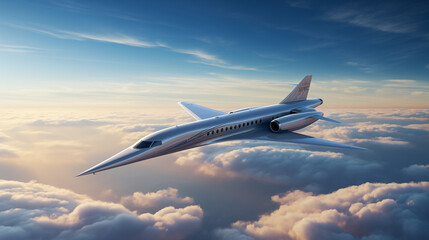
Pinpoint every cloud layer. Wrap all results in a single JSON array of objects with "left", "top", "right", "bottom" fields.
[
  {"left": 0, "top": 180, "right": 202, "bottom": 240},
  {"left": 0, "top": 107, "right": 428, "bottom": 239},
  {"left": 176, "top": 146, "right": 379, "bottom": 191},
  {"left": 216, "top": 182, "right": 429, "bottom": 240}
]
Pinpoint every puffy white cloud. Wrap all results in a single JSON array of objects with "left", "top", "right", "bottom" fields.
[
  {"left": 120, "top": 187, "right": 194, "bottom": 213},
  {"left": 176, "top": 146, "right": 380, "bottom": 190},
  {"left": 0, "top": 180, "right": 203, "bottom": 240},
  {"left": 216, "top": 182, "right": 429, "bottom": 240}
]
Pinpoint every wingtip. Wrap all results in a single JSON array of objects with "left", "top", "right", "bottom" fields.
[
  {"left": 354, "top": 146, "right": 367, "bottom": 150},
  {"left": 344, "top": 144, "right": 366, "bottom": 150},
  {"left": 336, "top": 143, "right": 366, "bottom": 150}
]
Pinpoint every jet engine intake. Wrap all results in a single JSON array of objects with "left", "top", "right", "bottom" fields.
[{"left": 270, "top": 111, "right": 323, "bottom": 132}]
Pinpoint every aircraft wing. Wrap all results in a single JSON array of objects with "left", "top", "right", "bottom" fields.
[
  {"left": 213, "top": 128, "right": 365, "bottom": 150},
  {"left": 178, "top": 101, "right": 226, "bottom": 120}
]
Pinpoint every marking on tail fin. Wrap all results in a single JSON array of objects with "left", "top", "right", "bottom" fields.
[{"left": 280, "top": 75, "right": 312, "bottom": 104}]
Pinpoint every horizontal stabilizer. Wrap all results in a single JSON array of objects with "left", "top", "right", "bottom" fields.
[
  {"left": 313, "top": 115, "right": 340, "bottom": 123},
  {"left": 178, "top": 102, "right": 226, "bottom": 120}
]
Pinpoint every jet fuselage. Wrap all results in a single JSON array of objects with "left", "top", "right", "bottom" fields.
[{"left": 78, "top": 99, "right": 322, "bottom": 176}]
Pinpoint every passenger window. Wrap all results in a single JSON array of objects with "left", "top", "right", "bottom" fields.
[
  {"left": 216, "top": 129, "right": 219, "bottom": 133},
  {"left": 212, "top": 131, "right": 214, "bottom": 134},
  {"left": 221, "top": 128, "right": 223, "bottom": 132}
]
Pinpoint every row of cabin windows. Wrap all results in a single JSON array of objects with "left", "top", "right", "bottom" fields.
[{"left": 207, "top": 119, "right": 263, "bottom": 136}]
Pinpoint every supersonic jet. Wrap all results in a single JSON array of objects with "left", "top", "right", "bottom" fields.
[{"left": 77, "top": 75, "right": 364, "bottom": 176}]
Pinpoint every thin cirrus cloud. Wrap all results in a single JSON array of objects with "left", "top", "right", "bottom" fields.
[
  {"left": 216, "top": 182, "right": 429, "bottom": 240},
  {"left": 8, "top": 24, "right": 258, "bottom": 71},
  {"left": 0, "top": 43, "right": 39, "bottom": 53},
  {"left": 326, "top": 3, "right": 421, "bottom": 34},
  {"left": 345, "top": 61, "right": 374, "bottom": 73},
  {"left": 0, "top": 179, "right": 203, "bottom": 240}
]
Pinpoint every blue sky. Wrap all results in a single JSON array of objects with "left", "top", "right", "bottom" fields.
[{"left": 1, "top": 0, "right": 428, "bottom": 90}]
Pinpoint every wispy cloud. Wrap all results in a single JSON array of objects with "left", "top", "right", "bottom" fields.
[
  {"left": 193, "top": 36, "right": 235, "bottom": 46},
  {"left": 345, "top": 61, "right": 374, "bottom": 73},
  {"left": 51, "top": 0, "right": 87, "bottom": 12},
  {"left": 383, "top": 79, "right": 429, "bottom": 89},
  {"left": 63, "top": 31, "right": 163, "bottom": 48},
  {"left": 188, "top": 60, "right": 258, "bottom": 71},
  {"left": 0, "top": 43, "right": 39, "bottom": 53},
  {"left": 426, "top": 64, "right": 429, "bottom": 69},
  {"left": 385, "top": 79, "right": 417, "bottom": 84},
  {"left": 9, "top": 24, "right": 257, "bottom": 71},
  {"left": 326, "top": 4, "right": 421, "bottom": 34},
  {"left": 296, "top": 42, "right": 335, "bottom": 51},
  {"left": 284, "top": 0, "right": 311, "bottom": 9},
  {"left": 167, "top": 48, "right": 258, "bottom": 70},
  {"left": 171, "top": 48, "right": 225, "bottom": 64}
]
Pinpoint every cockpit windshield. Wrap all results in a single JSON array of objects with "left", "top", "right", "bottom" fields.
[{"left": 133, "top": 140, "right": 162, "bottom": 149}]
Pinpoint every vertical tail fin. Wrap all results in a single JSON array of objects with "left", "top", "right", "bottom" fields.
[{"left": 279, "top": 75, "right": 312, "bottom": 104}]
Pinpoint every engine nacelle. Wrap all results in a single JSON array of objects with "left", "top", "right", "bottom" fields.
[{"left": 270, "top": 111, "right": 323, "bottom": 132}]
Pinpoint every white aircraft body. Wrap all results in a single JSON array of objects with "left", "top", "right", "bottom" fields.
[{"left": 77, "top": 75, "right": 364, "bottom": 176}]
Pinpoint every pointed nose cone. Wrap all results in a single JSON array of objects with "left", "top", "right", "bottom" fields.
[{"left": 76, "top": 147, "right": 142, "bottom": 177}]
